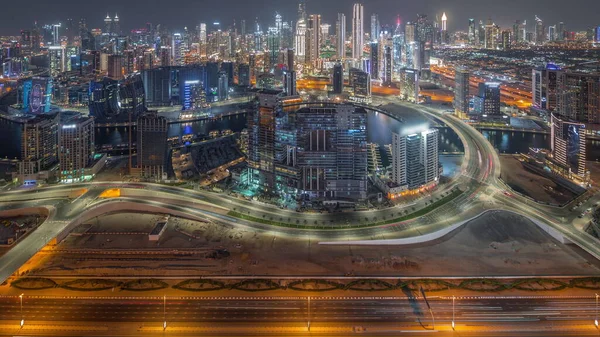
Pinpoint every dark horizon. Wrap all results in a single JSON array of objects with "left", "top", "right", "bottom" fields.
[{"left": 2, "top": 0, "right": 599, "bottom": 36}]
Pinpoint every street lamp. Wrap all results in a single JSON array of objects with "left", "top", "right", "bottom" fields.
[
  {"left": 19, "top": 293, "right": 24, "bottom": 328},
  {"left": 451, "top": 296, "right": 455, "bottom": 330},
  {"left": 163, "top": 295, "right": 167, "bottom": 331},
  {"left": 595, "top": 293, "right": 598, "bottom": 328},
  {"left": 307, "top": 296, "right": 311, "bottom": 332}
]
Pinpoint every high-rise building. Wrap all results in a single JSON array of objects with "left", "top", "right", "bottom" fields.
[
  {"left": 349, "top": 68, "right": 371, "bottom": 100},
  {"left": 501, "top": 30, "right": 511, "bottom": 50},
  {"left": 352, "top": 3, "right": 364, "bottom": 60},
  {"left": 284, "top": 71, "right": 297, "bottom": 96},
  {"left": 172, "top": 33, "right": 184, "bottom": 66},
  {"left": 454, "top": 66, "right": 470, "bottom": 117},
  {"left": 286, "top": 49, "right": 295, "bottom": 71},
  {"left": 217, "top": 71, "right": 229, "bottom": 101},
  {"left": 107, "top": 54, "right": 122, "bottom": 79},
  {"left": 0, "top": 113, "right": 60, "bottom": 183},
  {"left": 551, "top": 114, "right": 587, "bottom": 178},
  {"left": 535, "top": 16, "right": 545, "bottom": 44},
  {"left": 247, "top": 89, "right": 285, "bottom": 192},
  {"left": 305, "top": 14, "right": 321, "bottom": 64},
  {"left": 104, "top": 14, "right": 113, "bottom": 37},
  {"left": 332, "top": 63, "right": 343, "bottom": 94},
  {"left": 468, "top": 19, "right": 476, "bottom": 45},
  {"left": 295, "top": 9, "right": 307, "bottom": 63},
  {"left": 383, "top": 45, "right": 392, "bottom": 85},
  {"left": 137, "top": 113, "right": 168, "bottom": 179},
  {"left": 48, "top": 46, "right": 66, "bottom": 76},
  {"left": 336, "top": 13, "right": 346, "bottom": 58},
  {"left": 392, "top": 128, "right": 439, "bottom": 190},
  {"left": 274, "top": 104, "right": 368, "bottom": 200},
  {"left": 113, "top": 13, "right": 120, "bottom": 36},
  {"left": 556, "top": 71, "right": 600, "bottom": 123},
  {"left": 441, "top": 12, "right": 448, "bottom": 44},
  {"left": 59, "top": 117, "right": 94, "bottom": 183},
  {"left": 532, "top": 64, "right": 560, "bottom": 111},
  {"left": 399, "top": 68, "right": 419, "bottom": 102},
  {"left": 369, "top": 41, "right": 379, "bottom": 79},
  {"left": 238, "top": 63, "right": 250, "bottom": 86},
  {"left": 370, "top": 14, "right": 380, "bottom": 42},
  {"left": 473, "top": 82, "right": 501, "bottom": 115}
]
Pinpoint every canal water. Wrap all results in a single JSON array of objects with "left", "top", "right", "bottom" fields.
[{"left": 95, "top": 105, "right": 600, "bottom": 161}]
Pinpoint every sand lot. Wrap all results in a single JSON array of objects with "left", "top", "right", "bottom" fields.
[{"left": 30, "top": 210, "right": 600, "bottom": 278}]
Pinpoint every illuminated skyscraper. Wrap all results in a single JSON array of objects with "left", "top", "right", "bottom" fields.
[
  {"left": 474, "top": 82, "right": 501, "bottom": 115},
  {"left": 383, "top": 45, "right": 392, "bottom": 85},
  {"left": 48, "top": 46, "right": 66, "bottom": 76},
  {"left": 535, "top": 16, "right": 545, "bottom": 44},
  {"left": 468, "top": 19, "right": 476, "bottom": 45},
  {"left": 59, "top": 117, "right": 95, "bottom": 183},
  {"left": 454, "top": 66, "right": 470, "bottom": 117},
  {"left": 392, "top": 129, "right": 439, "bottom": 190},
  {"left": 113, "top": 13, "right": 120, "bottom": 36},
  {"left": 306, "top": 14, "right": 321, "bottom": 64},
  {"left": 532, "top": 64, "right": 560, "bottom": 111},
  {"left": 369, "top": 41, "right": 379, "bottom": 79},
  {"left": 295, "top": 3, "right": 307, "bottom": 63},
  {"left": 137, "top": 113, "right": 168, "bottom": 179},
  {"left": 370, "top": 14, "right": 380, "bottom": 42},
  {"left": 172, "top": 33, "right": 184, "bottom": 66},
  {"left": 336, "top": 13, "right": 346, "bottom": 58},
  {"left": 352, "top": 3, "right": 364, "bottom": 60},
  {"left": 332, "top": 63, "right": 343, "bottom": 94}
]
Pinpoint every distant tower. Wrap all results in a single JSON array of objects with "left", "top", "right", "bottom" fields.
[
  {"left": 441, "top": 12, "right": 447, "bottom": 31},
  {"left": 352, "top": 3, "right": 364, "bottom": 60},
  {"left": 113, "top": 13, "right": 120, "bottom": 36},
  {"left": 336, "top": 13, "right": 346, "bottom": 59},
  {"left": 104, "top": 14, "right": 112, "bottom": 36}
]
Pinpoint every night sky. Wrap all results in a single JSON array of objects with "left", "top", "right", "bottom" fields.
[{"left": 2, "top": 0, "right": 599, "bottom": 35}]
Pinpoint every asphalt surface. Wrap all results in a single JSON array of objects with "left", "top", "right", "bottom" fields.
[{"left": 0, "top": 296, "right": 599, "bottom": 336}]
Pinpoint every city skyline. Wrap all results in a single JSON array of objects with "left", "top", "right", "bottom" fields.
[{"left": 2, "top": 0, "right": 600, "bottom": 36}]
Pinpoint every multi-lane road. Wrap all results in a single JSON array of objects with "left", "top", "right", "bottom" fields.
[{"left": 0, "top": 295, "right": 599, "bottom": 336}]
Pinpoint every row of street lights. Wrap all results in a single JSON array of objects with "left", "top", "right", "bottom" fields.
[{"left": 12, "top": 293, "right": 600, "bottom": 331}]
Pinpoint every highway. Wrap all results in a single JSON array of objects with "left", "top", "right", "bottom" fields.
[{"left": 0, "top": 295, "right": 599, "bottom": 336}]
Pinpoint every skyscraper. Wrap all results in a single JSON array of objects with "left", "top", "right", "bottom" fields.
[
  {"left": 468, "top": 19, "right": 476, "bottom": 45},
  {"left": 383, "top": 46, "right": 392, "bottom": 85},
  {"left": 551, "top": 114, "right": 587, "bottom": 178},
  {"left": 137, "top": 113, "right": 168, "bottom": 179},
  {"left": 336, "top": 13, "right": 346, "bottom": 58},
  {"left": 441, "top": 12, "right": 448, "bottom": 44},
  {"left": 295, "top": 5, "right": 307, "bottom": 63},
  {"left": 454, "top": 66, "right": 470, "bottom": 117},
  {"left": 392, "top": 129, "right": 439, "bottom": 190},
  {"left": 474, "top": 82, "right": 501, "bottom": 115},
  {"left": 532, "top": 64, "right": 560, "bottom": 111},
  {"left": 59, "top": 117, "right": 94, "bottom": 183},
  {"left": 556, "top": 71, "right": 600, "bottom": 123},
  {"left": 535, "top": 16, "right": 545, "bottom": 44},
  {"left": 306, "top": 14, "right": 321, "bottom": 64},
  {"left": 352, "top": 3, "right": 364, "bottom": 60},
  {"left": 369, "top": 41, "right": 379, "bottom": 79},
  {"left": 48, "top": 46, "right": 66, "bottom": 76},
  {"left": 247, "top": 90, "right": 284, "bottom": 192},
  {"left": 172, "top": 33, "right": 184, "bottom": 66},
  {"left": 370, "top": 14, "right": 380, "bottom": 42},
  {"left": 332, "top": 63, "right": 343, "bottom": 94}
]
